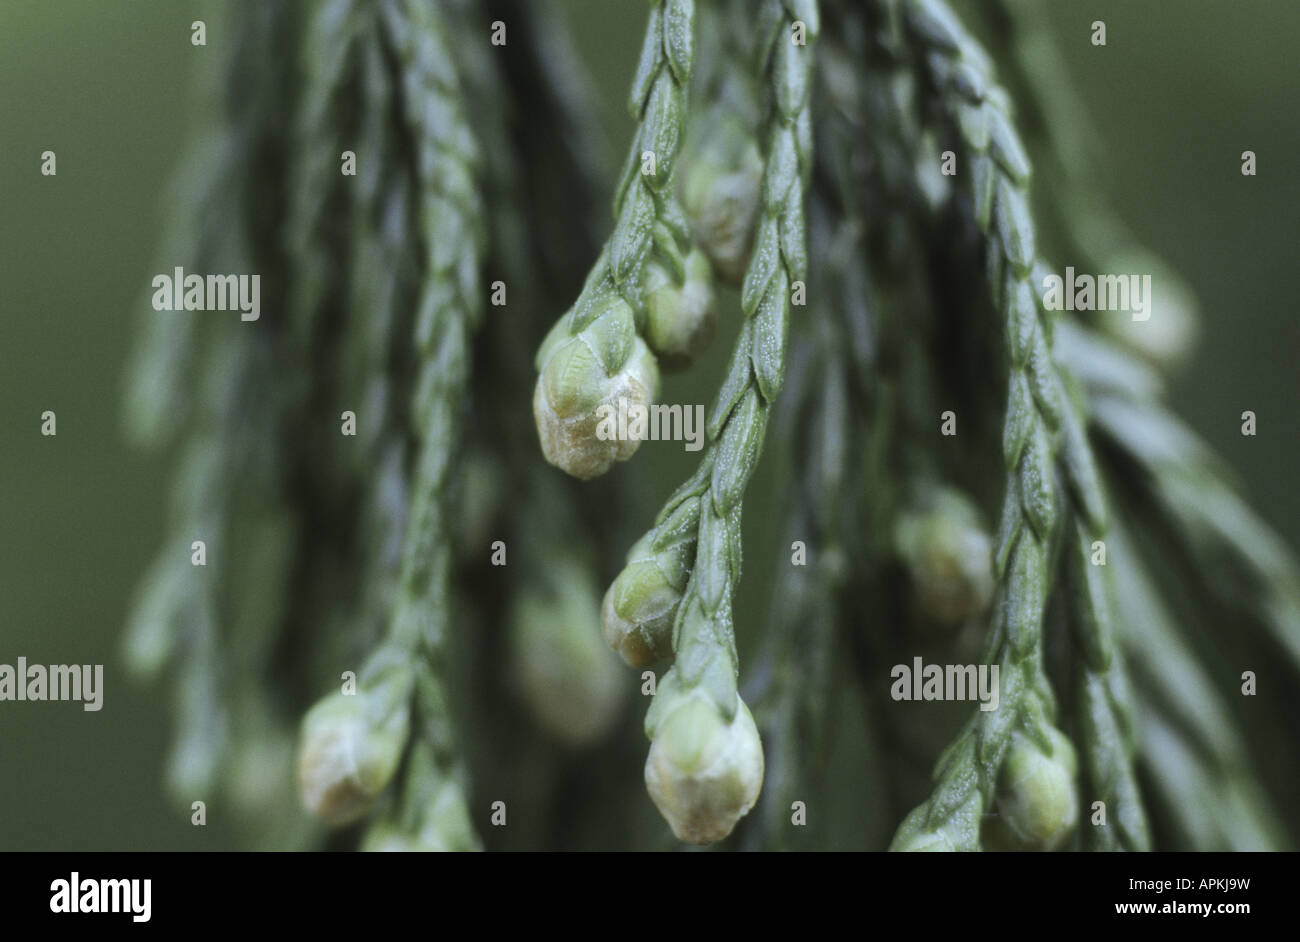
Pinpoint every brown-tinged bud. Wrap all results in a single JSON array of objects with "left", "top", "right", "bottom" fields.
[
  {"left": 297, "top": 668, "right": 411, "bottom": 826},
  {"left": 533, "top": 309, "right": 659, "bottom": 479},
  {"left": 644, "top": 690, "right": 765, "bottom": 845},
  {"left": 601, "top": 532, "right": 691, "bottom": 667}
]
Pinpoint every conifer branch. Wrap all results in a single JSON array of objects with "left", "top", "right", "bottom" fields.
[
  {"left": 887, "top": 0, "right": 1068, "bottom": 850},
  {"left": 627, "top": 0, "right": 818, "bottom": 847},
  {"left": 294, "top": 0, "right": 486, "bottom": 849}
]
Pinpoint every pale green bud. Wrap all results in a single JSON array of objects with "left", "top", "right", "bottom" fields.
[
  {"left": 894, "top": 488, "right": 994, "bottom": 629},
  {"left": 601, "top": 533, "right": 689, "bottom": 667},
  {"left": 536, "top": 331, "right": 609, "bottom": 419},
  {"left": 533, "top": 328, "right": 659, "bottom": 480},
  {"left": 987, "top": 728, "right": 1079, "bottom": 851},
  {"left": 644, "top": 248, "right": 717, "bottom": 370},
  {"left": 535, "top": 315, "right": 573, "bottom": 372},
  {"left": 681, "top": 115, "right": 764, "bottom": 285},
  {"left": 511, "top": 559, "right": 626, "bottom": 746},
  {"left": 644, "top": 692, "right": 765, "bottom": 845},
  {"left": 297, "top": 678, "right": 410, "bottom": 826}
]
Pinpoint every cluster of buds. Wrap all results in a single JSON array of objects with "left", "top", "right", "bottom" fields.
[
  {"left": 532, "top": 255, "right": 721, "bottom": 480},
  {"left": 533, "top": 107, "right": 769, "bottom": 481},
  {"left": 528, "top": 83, "right": 772, "bottom": 848},
  {"left": 643, "top": 682, "right": 765, "bottom": 845},
  {"left": 984, "top": 727, "right": 1080, "bottom": 851},
  {"left": 296, "top": 653, "right": 413, "bottom": 826}
]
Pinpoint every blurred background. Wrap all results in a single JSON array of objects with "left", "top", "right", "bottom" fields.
[{"left": 1, "top": 0, "right": 1296, "bottom": 849}]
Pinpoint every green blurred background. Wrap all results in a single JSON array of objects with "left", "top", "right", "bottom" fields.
[{"left": 1, "top": 0, "right": 1296, "bottom": 849}]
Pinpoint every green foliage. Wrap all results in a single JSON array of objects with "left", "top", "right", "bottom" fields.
[{"left": 125, "top": 0, "right": 1300, "bottom": 851}]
